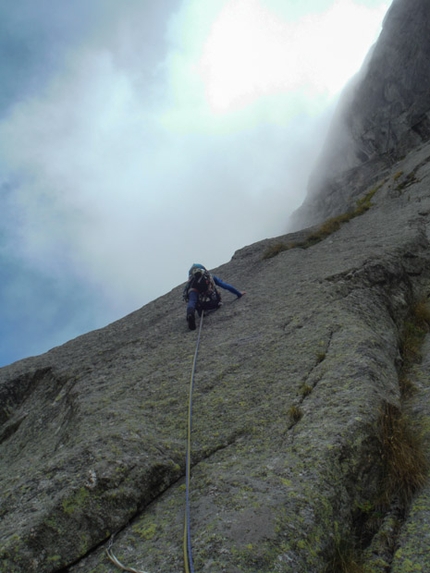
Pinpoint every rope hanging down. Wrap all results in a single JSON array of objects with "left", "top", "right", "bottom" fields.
[
  {"left": 106, "top": 312, "right": 204, "bottom": 573},
  {"left": 184, "top": 311, "right": 204, "bottom": 573}
]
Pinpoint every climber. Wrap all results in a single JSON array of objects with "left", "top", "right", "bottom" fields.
[{"left": 183, "top": 263, "right": 245, "bottom": 330}]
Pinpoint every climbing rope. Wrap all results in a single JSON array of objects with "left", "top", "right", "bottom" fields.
[
  {"left": 184, "top": 311, "right": 204, "bottom": 573},
  {"left": 106, "top": 532, "right": 150, "bottom": 573},
  {"left": 106, "top": 312, "right": 204, "bottom": 573}
]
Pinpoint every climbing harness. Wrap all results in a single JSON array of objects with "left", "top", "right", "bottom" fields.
[
  {"left": 106, "top": 313, "right": 204, "bottom": 573},
  {"left": 184, "top": 311, "right": 204, "bottom": 573}
]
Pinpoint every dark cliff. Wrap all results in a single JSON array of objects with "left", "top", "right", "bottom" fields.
[{"left": 293, "top": 0, "right": 430, "bottom": 227}]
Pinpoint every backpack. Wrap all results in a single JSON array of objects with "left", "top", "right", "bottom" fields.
[{"left": 183, "top": 265, "right": 221, "bottom": 306}]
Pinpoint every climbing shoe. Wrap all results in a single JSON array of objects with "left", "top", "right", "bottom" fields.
[{"left": 187, "top": 312, "right": 196, "bottom": 330}]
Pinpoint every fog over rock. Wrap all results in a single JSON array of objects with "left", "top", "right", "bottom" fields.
[
  {"left": 293, "top": 0, "right": 430, "bottom": 228},
  {"left": 2, "top": 0, "right": 430, "bottom": 572}
]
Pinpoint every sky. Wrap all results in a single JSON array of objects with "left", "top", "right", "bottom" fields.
[{"left": 0, "top": 0, "right": 391, "bottom": 367}]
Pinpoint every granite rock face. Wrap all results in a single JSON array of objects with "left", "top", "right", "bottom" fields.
[
  {"left": 294, "top": 0, "right": 430, "bottom": 227},
  {"left": 3, "top": 0, "right": 430, "bottom": 570},
  {"left": 2, "top": 142, "right": 430, "bottom": 572}
]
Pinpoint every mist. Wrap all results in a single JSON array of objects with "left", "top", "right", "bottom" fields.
[{"left": 0, "top": 0, "right": 390, "bottom": 365}]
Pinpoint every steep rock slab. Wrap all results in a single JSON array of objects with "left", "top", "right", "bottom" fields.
[{"left": 2, "top": 143, "right": 430, "bottom": 571}]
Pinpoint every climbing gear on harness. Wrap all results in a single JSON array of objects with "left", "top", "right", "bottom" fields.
[{"left": 184, "top": 311, "right": 204, "bottom": 573}]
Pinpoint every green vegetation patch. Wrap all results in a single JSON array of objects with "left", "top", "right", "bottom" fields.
[
  {"left": 62, "top": 487, "right": 90, "bottom": 515},
  {"left": 263, "top": 185, "right": 381, "bottom": 259},
  {"left": 376, "top": 401, "right": 428, "bottom": 506},
  {"left": 287, "top": 405, "right": 303, "bottom": 425},
  {"left": 323, "top": 532, "right": 368, "bottom": 573},
  {"left": 393, "top": 168, "right": 420, "bottom": 192}
]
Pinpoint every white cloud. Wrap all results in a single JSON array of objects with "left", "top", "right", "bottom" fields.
[
  {"left": 195, "top": 0, "right": 389, "bottom": 113},
  {"left": 0, "top": 0, "right": 390, "bottom": 340}
]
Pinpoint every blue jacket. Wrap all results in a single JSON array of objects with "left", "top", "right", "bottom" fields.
[{"left": 213, "top": 276, "right": 242, "bottom": 298}]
